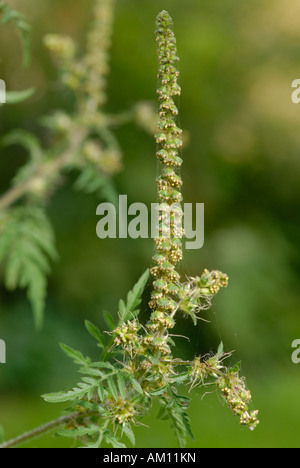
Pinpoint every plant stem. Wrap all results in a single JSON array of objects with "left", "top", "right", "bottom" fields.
[
  {"left": 0, "top": 129, "right": 86, "bottom": 212},
  {"left": 0, "top": 412, "right": 82, "bottom": 448}
]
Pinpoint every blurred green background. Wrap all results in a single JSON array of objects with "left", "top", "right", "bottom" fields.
[{"left": 0, "top": 0, "right": 300, "bottom": 448}]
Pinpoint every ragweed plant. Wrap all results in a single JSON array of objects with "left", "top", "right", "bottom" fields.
[
  {"left": 0, "top": 10, "right": 259, "bottom": 449},
  {"left": 0, "top": 1, "right": 34, "bottom": 103},
  {"left": 0, "top": 0, "right": 157, "bottom": 328},
  {"left": 0, "top": 0, "right": 31, "bottom": 66}
]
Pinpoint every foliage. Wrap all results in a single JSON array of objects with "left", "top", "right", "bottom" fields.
[
  {"left": 37, "top": 11, "right": 258, "bottom": 449},
  {"left": 0, "top": 0, "right": 156, "bottom": 327},
  {"left": 0, "top": 0, "right": 31, "bottom": 66}
]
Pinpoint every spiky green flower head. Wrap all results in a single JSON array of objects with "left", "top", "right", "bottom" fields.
[
  {"left": 149, "top": 11, "right": 184, "bottom": 334},
  {"left": 217, "top": 369, "right": 260, "bottom": 431}
]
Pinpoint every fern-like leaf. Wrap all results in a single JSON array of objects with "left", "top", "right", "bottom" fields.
[
  {"left": 0, "top": 205, "right": 58, "bottom": 328},
  {"left": 0, "top": 0, "right": 31, "bottom": 66},
  {"left": 74, "top": 164, "right": 118, "bottom": 205},
  {"left": 119, "top": 269, "right": 150, "bottom": 323}
]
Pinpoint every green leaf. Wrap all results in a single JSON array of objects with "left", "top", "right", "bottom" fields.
[
  {"left": 42, "top": 377, "right": 99, "bottom": 403},
  {"left": 42, "top": 391, "right": 73, "bottom": 403},
  {"left": 128, "top": 376, "right": 143, "bottom": 395},
  {"left": 228, "top": 361, "right": 241, "bottom": 373},
  {"left": 60, "top": 343, "right": 90, "bottom": 366},
  {"left": 97, "top": 383, "right": 105, "bottom": 402},
  {"left": 121, "top": 269, "right": 149, "bottom": 323},
  {"left": 123, "top": 424, "right": 135, "bottom": 446},
  {"left": 74, "top": 164, "right": 118, "bottom": 205},
  {"left": 57, "top": 426, "right": 99, "bottom": 438},
  {"left": 0, "top": 206, "right": 58, "bottom": 328},
  {"left": 85, "top": 320, "right": 106, "bottom": 348},
  {"left": 118, "top": 299, "right": 126, "bottom": 318},
  {"left": 171, "top": 372, "right": 189, "bottom": 384},
  {"left": 5, "top": 88, "right": 35, "bottom": 104},
  {"left": 90, "top": 361, "right": 115, "bottom": 371},
  {"left": 117, "top": 373, "right": 126, "bottom": 400},
  {"left": 103, "top": 310, "right": 116, "bottom": 331},
  {"left": 180, "top": 410, "right": 195, "bottom": 442},
  {"left": 157, "top": 385, "right": 195, "bottom": 449},
  {"left": 0, "top": 3, "right": 31, "bottom": 66},
  {"left": 104, "top": 432, "right": 127, "bottom": 449},
  {"left": 217, "top": 342, "right": 224, "bottom": 355},
  {"left": 149, "top": 386, "right": 168, "bottom": 396},
  {"left": 1, "top": 129, "right": 41, "bottom": 161},
  {"left": 107, "top": 376, "right": 118, "bottom": 401}
]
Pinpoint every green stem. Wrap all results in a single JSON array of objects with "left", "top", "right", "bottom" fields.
[
  {"left": 0, "top": 412, "right": 82, "bottom": 448},
  {"left": 0, "top": 129, "right": 86, "bottom": 212}
]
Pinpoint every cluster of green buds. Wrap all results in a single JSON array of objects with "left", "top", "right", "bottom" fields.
[
  {"left": 187, "top": 346, "right": 259, "bottom": 430},
  {"left": 44, "top": 34, "right": 76, "bottom": 64},
  {"left": 82, "top": 0, "right": 115, "bottom": 108},
  {"left": 177, "top": 270, "right": 229, "bottom": 323},
  {"left": 148, "top": 11, "right": 184, "bottom": 344},
  {"left": 192, "top": 269, "right": 229, "bottom": 295},
  {"left": 189, "top": 344, "right": 229, "bottom": 388},
  {"left": 217, "top": 369, "right": 260, "bottom": 431},
  {"left": 107, "top": 396, "right": 137, "bottom": 427},
  {"left": 44, "top": 34, "right": 81, "bottom": 91},
  {"left": 113, "top": 320, "right": 140, "bottom": 357},
  {"left": 41, "top": 0, "right": 122, "bottom": 201},
  {"left": 82, "top": 139, "right": 122, "bottom": 176},
  {"left": 44, "top": 0, "right": 115, "bottom": 103}
]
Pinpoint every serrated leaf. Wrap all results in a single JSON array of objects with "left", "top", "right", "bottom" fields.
[
  {"left": 57, "top": 426, "right": 99, "bottom": 438},
  {"left": 75, "top": 164, "right": 118, "bottom": 205},
  {"left": 78, "top": 366, "right": 104, "bottom": 377},
  {"left": 123, "top": 424, "right": 135, "bottom": 446},
  {"left": 171, "top": 373, "right": 189, "bottom": 384},
  {"left": 0, "top": 3, "right": 31, "bottom": 67},
  {"left": 104, "top": 432, "right": 127, "bottom": 449},
  {"left": 60, "top": 343, "right": 90, "bottom": 366},
  {"left": 42, "top": 376, "right": 99, "bottom": 403},
  {"left": 117, "top": 373, "right": 126, "bottom": 400},
  {"left": 128, "top": 376, "right": 143, "bottom": 395},
  {"left": 84, "top": 320, "right": 106, "bottom": 348},
  {"left": 103, "top": 310, "right": 116, "bottom": 331},
  {"left": 122, "top": 269, "right": 149, "bottom": 322},
  {"left": 149, "top": 386, "right": 168, "bottom": 396},
  {"left": 156, "top": 405, "right": 168, "bottom": 421},
  {"left": 89, "top": 361, "right": 115, "bottom": 371},
  {"left": 97, "top": 383, "right": 105, "bottom": 402},
  {"left": 118, "top": 299, "right": 126, "bottom": 318},
  {"left": 42, "top": 391, "right": 72, "bottom": 403},
  {"left": 217, "top": 342, "right": 224, "bottom": 355},
  {"left": 1, "top": 129, "right": 41, "bottom": 161},
  {"left": 107, "top": 376, "right": 118, "bottom": 401},
  {"left": 229, "top": 361, "right": 241, "bottom": 373},
  {"left": 181, "top": 411, "right": 195, "bottom": 442},
  {"left": 0, "top": 206, "right": 58, "bottom": 328}
]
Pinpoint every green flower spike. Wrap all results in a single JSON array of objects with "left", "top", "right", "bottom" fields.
[{"left": 148, "top": 11, "right": 184, "bottom": 343}]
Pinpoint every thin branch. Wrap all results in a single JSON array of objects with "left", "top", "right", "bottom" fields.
[
  {"left": 0, "top": 129, "right": 86, "bottom": 212},
  {"left": 0, "top": 412, "right": 82, "bottom": 449}
]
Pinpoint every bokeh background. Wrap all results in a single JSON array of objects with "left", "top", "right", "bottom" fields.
[{"left": 0, "top": 0, "right": 300, "bottom": 448}]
